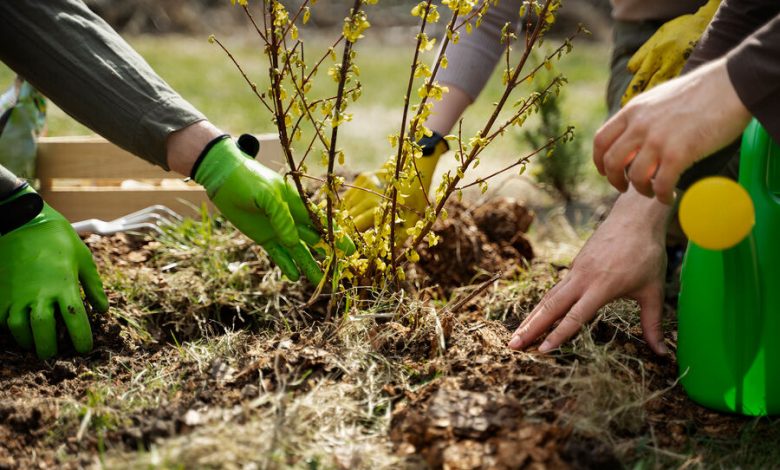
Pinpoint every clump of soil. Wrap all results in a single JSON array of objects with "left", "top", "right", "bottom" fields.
[
  {"left": 391, "top": 381, "right": 570, "bottom": 469},
  {"left": 385, "top": 312, "right": 624, "bottom": 470},
  {"left": 413, "top": 197, "right": 535, "bottom": 293}
]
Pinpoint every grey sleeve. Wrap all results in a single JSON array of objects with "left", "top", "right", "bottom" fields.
[
  {"left": 436, "top": 0, "right": 521, "bottom": 100},
  {"left": 0, "top": 0, "right": 206, "bottom": 169},
  {"left": 0, "top": 165, "right": 21, "bottom": 199}
]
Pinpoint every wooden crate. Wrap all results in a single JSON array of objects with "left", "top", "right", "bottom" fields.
[{"left": 36, "top": 134, "right": 284, "bottom": 222}]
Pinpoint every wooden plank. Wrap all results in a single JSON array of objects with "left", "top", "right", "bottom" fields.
[
  {"left": 256, "top": 134, "right": 286, "bottom": 170},
  {"left": 36, "top": 133, "right": 285, "bottom": 180},
  {"left": 37, "top": 136, "right": 168, "bottom": 181},
  {"left": 40, "top": 187, "right": 213, "bottom": 222}
]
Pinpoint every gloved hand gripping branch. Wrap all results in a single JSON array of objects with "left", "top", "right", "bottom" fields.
[
  {"left": 0, "top": 184, "right": 109, "bottom": 359},
  {"left": 344, "top": 131, "right": 449, "bottom": 236},
  {"left": 192, "top": 134, "right": 329, "bottom": 284}
]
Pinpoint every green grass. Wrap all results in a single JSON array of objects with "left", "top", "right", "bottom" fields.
[{"left": 0, "top": 31, "right": 609, "bottom": 177}]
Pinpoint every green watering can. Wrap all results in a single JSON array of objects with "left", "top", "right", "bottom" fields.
[{"left": 677, "top": 119, "right": 780, "bottom": 416}]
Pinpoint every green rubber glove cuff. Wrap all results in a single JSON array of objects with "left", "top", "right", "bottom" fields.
[
  {"left": 192, "top": 135, "right": 245, "bottom": 198},
  {"left": 191, "top": 135, "right": 326, "bottom": 284},
  {"left": 0, "top": 182, "right": 32, "bottom": 202}
]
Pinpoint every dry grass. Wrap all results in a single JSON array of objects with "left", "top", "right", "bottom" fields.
[
  {"left": 100, "top": 302, "right": 416, "bottom": 469},
  {"left": 98, "top": 211, "right": 311, "bottom": 344},
  {"left": 3, "top": 213, "right": 774, "bottom": 469},
  {"left": 103, "top": 376, "right": 404, "bottom": 469}
]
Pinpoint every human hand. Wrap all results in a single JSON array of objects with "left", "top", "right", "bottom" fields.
[
  {"left": 0, "top": 186, "right": 109, "bottom": 359},
  {"left": 621, "top": 0, "right": 720, "bottom": 105},
  {"left": 194, "top": 135, "right": 332, "bottom": 284},
  {"left": 343, "top": 132, "right": 448, "bottom": 235},
  {"left": 508, "top": 188, "right": 671, "bottom": 355},
  {"left": 594, "top": 58, "right": 751, "bottom": 205}
]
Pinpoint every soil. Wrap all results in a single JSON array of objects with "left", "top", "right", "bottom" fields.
[
  {"left": 414, "top": 198, "right": 535, "bottom": 294},
  {"left": 0, "top": 198, "right": 769, "bottom": 469}
]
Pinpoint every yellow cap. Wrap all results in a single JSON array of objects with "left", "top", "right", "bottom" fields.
[{"left": 679, "top": 176, "right": 755, "bottom": 250}]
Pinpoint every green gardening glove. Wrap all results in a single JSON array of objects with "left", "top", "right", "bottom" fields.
[
  {"left": 193, "top": 135, "right": 328, "bottom": 284},
  {"left": 0, "top": 185, "right": 109, "bottom": 359}
]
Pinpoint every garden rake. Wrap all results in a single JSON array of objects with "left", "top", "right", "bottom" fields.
[{"left": 71, "top": 205, "right": 182, "bottom": 236}]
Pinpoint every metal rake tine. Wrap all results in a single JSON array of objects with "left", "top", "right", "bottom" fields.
[
  {"left": 119, "top": 222, "right": 167, "bottom": 236},
  {"left": 71, "top": 220, "right": 165, "bottom": 236},
  {"left": 72, "top": 205, "right": 184, "bottom": 235},
  {"left": 117, "top": 212, "right": 171, "bottom": 226},
  {"left": 145, "top": 205, "right": 184, "bottom": 222},
  {"left": 110, "top": 205, "right": 183, "bottom": 225}
]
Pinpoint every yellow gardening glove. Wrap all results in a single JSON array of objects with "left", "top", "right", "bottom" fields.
[
  {"left": 343, "top": 132, "right": 448, "bottom": 237},
  {"left": 621, "top": 0, "right": 720, "bottom": 106}
]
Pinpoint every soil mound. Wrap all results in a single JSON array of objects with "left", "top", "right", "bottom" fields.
[{"left": 414, "top": 197, "right": 535, "bottom": 293}]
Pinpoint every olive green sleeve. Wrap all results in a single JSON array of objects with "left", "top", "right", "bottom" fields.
[{"left": 0, "top": 0, "right": 206, "bottom": 169}]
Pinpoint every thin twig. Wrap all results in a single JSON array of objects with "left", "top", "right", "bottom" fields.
[
  {"left": 456, "top": 129, "right": 572, "bottom": 190},
  {"left": 265, "top": 0, "right": 324, "bottom": 234},
  {"left": 485, "top": 75, "right": 565, "bottom": 142},
  {"left": 282, "top": 0, "right": 310, "bottom": 38},
  {"left": 445, "top": 271, "right": 502, "bottom": 313},
  {"left": 326, "top": 0, "right": 363, "bottom": 245},
  {"left": 399, "top": 0, "right": 556, "bottom": 264},
  {"left": 210, "top": 36, "right": 274, "bottom": 114},
  {"left": 242, "top": 4, "right": 268, "bottom": 44},
  {"left": 387, "top": 0, "right": 437, "bottom": 276},
  {"left": 322, "top": 0, "right": 365, "bottom": 316}
]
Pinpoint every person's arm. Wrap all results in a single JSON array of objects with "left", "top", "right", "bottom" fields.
[
  {"left": 723, "top": 13, "right": 780, "bottom": 143},
  {"left": 595, "top": 1, "right": 780, "bottom": 203},
  {"left": 425, "top": 86, "right": 472, "bottom": 136},
  {"left": 434, "top": 0, "right": 521, "bottom": 120},
  {"left": 0, "top": 1, "right": 345, "bottom": 361},
  {"left": 0, "top": 0, "right": 334, "bottom": 280},
  {"left": 0, "top": 0, "right": 205, "bottom": 171},
  {"left": 509, "top": 186, "right": 671, "bottom": 355},
  {"left": 345, "top": 1, "right": 520, "bottom": 232},
  {"left": 0, "top": 165, "right": 22, "bottom": 199}
]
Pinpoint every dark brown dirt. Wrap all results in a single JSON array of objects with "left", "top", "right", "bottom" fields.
[
  {"left": 383, "top": 307, "right": 759, "bottom": 470},
  {"left": 0, "top": 304, "right": 347, "bottom": 469},
  {"left": 413, "top": 198, "right": 535, "bottom": 294},
  {"left": 0, "top": 201, "right": 773, "bottom": 469},
  {"left": 387, "top": 312, "right": 572, "bottom": 470}
]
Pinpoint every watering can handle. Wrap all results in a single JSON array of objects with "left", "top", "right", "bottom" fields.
[{"left": 739, "top": 119, "right": 776, "bottom": 198}]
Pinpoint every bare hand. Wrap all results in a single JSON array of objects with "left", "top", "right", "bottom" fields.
[
  {"left": 508, "top": 188, "right": 671, "bottom": 355},
  {"left": 594, "top": 58, "right": 751, "bottom": 205}
]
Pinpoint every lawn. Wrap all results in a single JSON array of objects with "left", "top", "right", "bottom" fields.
[
  {"left": 0, "top": 30, "right": 608, "bottom": 180},
  {"left": 2, "top": 18, "right": 780, "bottom": 470}
]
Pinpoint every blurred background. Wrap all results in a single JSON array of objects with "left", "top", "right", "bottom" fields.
[{"left": 0, "top": 1, "right": 618, "bottom": 244}]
